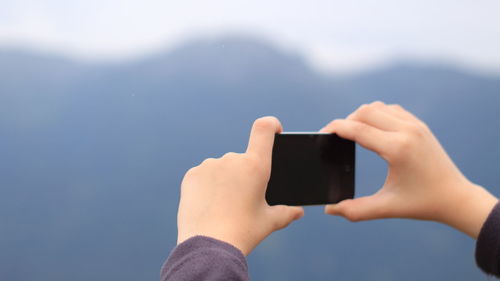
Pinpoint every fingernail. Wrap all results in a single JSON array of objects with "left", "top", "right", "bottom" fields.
[{"left": 324, "top": 204, "right": 337, "bottom": 214}]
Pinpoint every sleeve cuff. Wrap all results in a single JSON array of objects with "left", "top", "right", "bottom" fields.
[
  {"left": 161, "top": 235, "right": 248, "bottom": 281},
  {"left": 475, "top": 200, "right": 500, "bottom": 276}
]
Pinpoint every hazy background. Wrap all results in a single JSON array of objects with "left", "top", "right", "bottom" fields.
[{"left": 1, "top": 1, "right": 500, "bottom": 280}]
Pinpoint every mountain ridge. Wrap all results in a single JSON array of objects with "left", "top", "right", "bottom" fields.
[
  {"left": 2, "top": 35, "right": 499, "bottom": 83},
  {"left": 1, "top": 35, "right": 499, "bottom": 281}
]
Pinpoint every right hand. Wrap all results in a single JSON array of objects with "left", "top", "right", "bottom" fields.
[{"left": 320, "top": 101, "right": 497, "bottom": 238}]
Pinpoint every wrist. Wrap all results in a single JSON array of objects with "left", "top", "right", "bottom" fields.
[{"left": 438, "top": 181, "right": 497, "bottom": 238}]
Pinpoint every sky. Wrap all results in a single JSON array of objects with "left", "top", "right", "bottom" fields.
[{"left": 1, "top": 0, "right": 500, "bottom": 74}]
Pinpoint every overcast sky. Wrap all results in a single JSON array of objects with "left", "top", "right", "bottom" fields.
[{"left": 1, "top": 0, "right": 500, "bottom": 74}]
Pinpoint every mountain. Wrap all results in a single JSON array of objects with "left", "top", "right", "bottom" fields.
[{"left": 1, "top": 36, "right": 499, "bottom": 281}]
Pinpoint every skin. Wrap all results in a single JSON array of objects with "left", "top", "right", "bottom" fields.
[
  {"left": 177, "top": 102, "right": 498, "bottom": 257},
  {"left": 177, "top": 116, "right": 304, "bottom": 255},
  {"left": 321, "top": 101, "right": 498, "bottom": 238}
]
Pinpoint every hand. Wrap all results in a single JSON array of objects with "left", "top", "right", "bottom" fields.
[
  {"left": 321, "top": 101, "right": 497, "bottom": 238},
  {"left": 177, "top": 116, "right": 304, "bottom": 255}
]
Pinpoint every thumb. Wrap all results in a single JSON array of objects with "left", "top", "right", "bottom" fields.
[
  {"left": 324, "top": 194, "right": 390, "bottom": 222},
  {"left": 269, "top": 205, "right": 305, "bottom": 230}
]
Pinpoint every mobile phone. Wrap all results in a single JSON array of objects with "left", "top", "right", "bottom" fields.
[{"left": 265, "top": 133, "right": 355, "bottom": 206}]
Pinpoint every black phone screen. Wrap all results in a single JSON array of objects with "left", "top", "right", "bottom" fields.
[{"left": 266, "top": 133, "right": 355, "bottom": 206}]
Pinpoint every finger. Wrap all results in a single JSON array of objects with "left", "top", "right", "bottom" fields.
[
  {"left": 346, "top": 101, "right": 387, "bottom": 119},
  {"left": 246, "top": 116, "right": 282, "bottom": 159},
  {"left": 269, "top": 205, "right": 305, "bottom": 230},
  {"left": 321, "top": 119, "right": 392, "bottom": 156},
  {"left": 387, "top": 104, "right": 421, "bottom": 123},
  {"left": 355, "top": 101, "right": 390, "bottom": 115},
  {"left": 348, "top": 102, "right": 406, "bottom": 131},
  {"left": 371, "top": 101, "right": 407, "bottom": 120},
  {"left": 324, "top": 194, "right": 391, "bottom": 222}
]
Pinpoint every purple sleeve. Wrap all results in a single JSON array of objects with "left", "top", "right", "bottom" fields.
[
  {"left": 476, "top": 200, "right": 500, "bottom": 276},
  {"left": 160, "top": 235, "right": 249, "bottom": 281}
]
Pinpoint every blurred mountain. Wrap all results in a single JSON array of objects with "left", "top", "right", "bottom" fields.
[{"left": 1, "top": 36, "right": 499, "bottom": 281}]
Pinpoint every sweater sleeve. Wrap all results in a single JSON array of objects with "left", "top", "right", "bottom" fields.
[
  {"left": 476, "top": 200, "right": 500, "bottom": 276},
  {"left": 160, "top": 235, "right": 249, "bottom": 281}
]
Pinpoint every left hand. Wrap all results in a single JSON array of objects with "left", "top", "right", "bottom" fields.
[{"left": 177, "top": 116, "right": 304, "bottom": 255}]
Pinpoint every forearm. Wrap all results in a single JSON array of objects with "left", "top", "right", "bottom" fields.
[{"left": 438, "top": 182, "right": 497, "bottom": 239}]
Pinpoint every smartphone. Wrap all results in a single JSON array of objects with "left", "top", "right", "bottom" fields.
[{"left": 266, "top": 133, "right": 355, "bottom": 206}]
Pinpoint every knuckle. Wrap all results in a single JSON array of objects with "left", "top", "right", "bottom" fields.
[
  {"left": 201, "top": 157, "right": 216, "bottom": 166},
  {"left": 181, "top": 167, "right": 198, "bottom": 190},
  {"left": 222, "top": 152, "right": 247, "bottom": 168},
  {"left": 371, "top": 101, "right": 385, "bottom": 108},
  {"left": 222, "top": 152, "right": 240, "bottom": 160},
  {"left": 358, "top": 103, "right": 370, "bottom": 112},
  {"left": 418, "top": 120, "right": 430, "bottom": 131},
  {"left": 184, "top": 166, "right": 197, "bottom": 177},
  {"left": 406, "top": 123, "right": 426, "bottom": 138},
  {"left": 391, "top": 104, "right": 404, "bottom": 111},
  {"left": 271, "top": 217, "right": 287, "bottom": 230},
  {"left": 344, "top": 209, "right": 361, "bottom": 222},
  {"left": 326, "top": 119, "right": 341, "bottom": 129},
  {"left": 356, "top": 104, "right": 373, "bottom": 118},
  {"left": 356, "top": 103, "right": 368, "bottom": 111},
  {"left": 352, "top": 122, "right": 368, "bottom": 136},
  {"left": 390, "top": 134, "right": 413, "bottom": 158}
]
